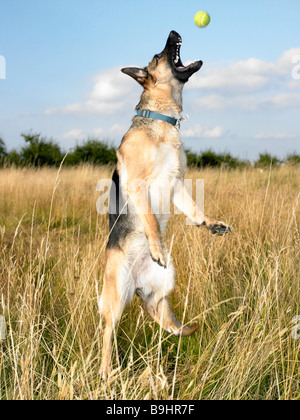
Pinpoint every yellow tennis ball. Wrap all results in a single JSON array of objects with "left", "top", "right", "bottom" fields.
[{"left": 194, "top": 11, "right": 211, "bottom": 28}]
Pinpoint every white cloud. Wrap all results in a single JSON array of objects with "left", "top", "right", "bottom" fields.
[
  {"left": 91, "top": 127, "right": 105, "bottom": 137},
  {"left": 46, "top": 101, "right": 125, "bottom": 115},
  {"left": 255, "top": 132, "right": 297, "bottom": 140},
  {"left": 62, "top": 124, "right": 128, "bottom": 141},
  {"left": 268, "top": 92, "right": 300, "bottom": 109},
  {"left": 195, "top": 94, "right": 261, "bottom": 111},
  {"left": 195, "top": 92, "right": 300, "bottom": 111},
  {"left": 63, "top": 129, "right": 85, "bottom": 140},
  {"left": 181, "top": 124, "right": 227, "bottom": 139},
  {"left": 108, "top": 123, "right": 127, "bottom": 136},
  {"left": 189, "top": 57, "right": 275, "bottom": 95},
  {"left": 46, "top": 67, "right": 135, "bottom": 116},
  {"left": 188, "top": 47, "right": 300, "bottom": 112},
  {"left": 189, "top": 48, "right": 300, "bottom": 94}
]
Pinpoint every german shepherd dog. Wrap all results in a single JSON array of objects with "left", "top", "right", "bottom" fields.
[{"left": 99, "top": 31, "right": 231, "bottom": 377}]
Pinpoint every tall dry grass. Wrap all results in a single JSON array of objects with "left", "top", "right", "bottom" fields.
[{"left": 0, "top": 164, "right": 299, "bottom": 400}]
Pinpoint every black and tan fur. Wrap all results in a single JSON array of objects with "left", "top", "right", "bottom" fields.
[{"left": 99, "top": 31, "right": 231, "bottom": 378}]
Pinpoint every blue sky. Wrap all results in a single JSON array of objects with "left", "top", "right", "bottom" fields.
[{"left": 0, "top": 0, "right": 300, "bottom": 160}]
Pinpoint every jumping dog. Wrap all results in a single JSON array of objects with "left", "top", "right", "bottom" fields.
[{"left": 99, "top": 31, "right": 231, "bottom": 378}]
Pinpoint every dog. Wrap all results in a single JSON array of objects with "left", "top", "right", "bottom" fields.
[{"left": 99, "top": 30, "right": 231, "bottom": 378}]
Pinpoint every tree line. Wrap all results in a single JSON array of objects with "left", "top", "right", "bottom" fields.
[{"left": 0, "top": 132, "right": 299, "bottom": 169}]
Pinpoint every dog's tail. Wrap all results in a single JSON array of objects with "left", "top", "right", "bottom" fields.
[{"left": 144, "top": 297, "right": 199, "bottom": 337}]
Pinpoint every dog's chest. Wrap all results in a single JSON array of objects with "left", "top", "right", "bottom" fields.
[
  {"left": 156, "top": 142, "right": 178, "bottom": 174},
  {"left": 152, "top": 142, "right": 185, "bottom": 183},
  {"left": 149, "top": 143, "right": 186, "bottom": 228}
]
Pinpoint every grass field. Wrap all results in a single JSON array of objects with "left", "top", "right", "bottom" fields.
[{"left": 0, "top": 164, "right": 299, "bottom": 400}]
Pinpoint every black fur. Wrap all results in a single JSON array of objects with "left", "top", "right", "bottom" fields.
[{"left": 107, "top": 170, "right": 134, "bottom": 249}]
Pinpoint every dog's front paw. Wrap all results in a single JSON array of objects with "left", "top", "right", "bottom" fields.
[
  {"left": 150, "top": 244, "right": 167, "bottom": 269},
  {"left": 209, "top": 222, "right": 232, "bottom": 236}
]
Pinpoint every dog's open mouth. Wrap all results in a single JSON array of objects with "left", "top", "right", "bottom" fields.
[
  {"left": 164, "top": 30, "right": 203, "bottom": 82},
  {"left": 173, "top": 36, "right": 183, "bottom": 67}
]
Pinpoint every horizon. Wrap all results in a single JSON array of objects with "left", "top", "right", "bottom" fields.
[{"left": 1, "top": 132, "right": 298, "bottom": 166}]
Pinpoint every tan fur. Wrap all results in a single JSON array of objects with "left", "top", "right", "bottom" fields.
[{"left": 99, "top": 249, "right": 127, "bottom": 378}]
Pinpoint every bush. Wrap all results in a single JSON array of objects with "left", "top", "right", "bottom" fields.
[
  {"left": 185, "top": 149, "right": 246, "bottom": 169},
  {"left": 1, "top": 135, "right": 118, "bottom": 168},
  {"left": 0, "top": 137, "right": 7, "bottom": 165},
  {"left": 285, "top": 153, "right": 300, "bottom": 165},
  {"left": 7, "top": 150, "right": 21, "bottom": 166},
  {"left": 255, "top": 153, "right": 281, "bottom": 168},
  {"left": 198, "top": 150, "right": 223, "bottom": 167},
  {"left": 66, "top": 139, "right": 117, "bottom": 166},
  {"left": 20, "top": 132, "right": 64, "bottom": 167},
  {"left": 0, "top": 137, "right": 6, "bottom": 157},
  {"left": 2, "top": 132, "right": 296, "bottom": 170},
  {"left": 185, "top": 150, "right": 199, "bottom": 167}
]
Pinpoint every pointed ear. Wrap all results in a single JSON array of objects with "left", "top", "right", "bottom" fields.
[{"left": 121, "top": 67, "right": 148, "bottom": 85}]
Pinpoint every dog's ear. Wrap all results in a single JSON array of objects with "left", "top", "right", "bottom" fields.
[{"left": 121, "top": 67, "right": 149, "bottom": 85}]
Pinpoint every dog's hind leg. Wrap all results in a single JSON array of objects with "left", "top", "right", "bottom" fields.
[
  {"left": 145, "top": 296, "right": 199, "bottom": 337},
  {"left": 136, "top": 256, "right": 199, "bottom": 337},
  {"left": 99, "top": 249, "right": 134, "bottom": 379}
]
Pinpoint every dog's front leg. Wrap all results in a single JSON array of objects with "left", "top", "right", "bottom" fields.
[
  {"left": 173, "top": 180, "right": 231, "bottom": 236},
  {"left": 127, "top": 181, "right": 167, "bottom": 268},
  {"left": 118, "top": 137, "right": 167, "bottom": 267}
]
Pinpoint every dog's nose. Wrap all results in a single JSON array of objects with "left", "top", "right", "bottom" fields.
[{"left": 169, "top": 30, "right": 180, "bottom": 38}]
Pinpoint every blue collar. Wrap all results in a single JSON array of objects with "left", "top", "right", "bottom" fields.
[{"left": 136, "top": 110, "right": 179, "bottom": 127}]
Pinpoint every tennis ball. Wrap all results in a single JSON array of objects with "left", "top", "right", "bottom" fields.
[{"left": 194, "top": 11, "right": 211, "bottom": 28}]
